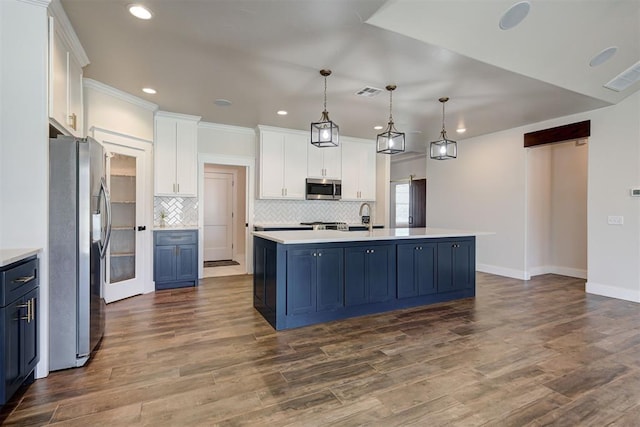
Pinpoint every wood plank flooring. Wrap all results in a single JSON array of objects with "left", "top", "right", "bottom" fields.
[{"left": 2, "top": 272, "right": 640, "bottom": 426}]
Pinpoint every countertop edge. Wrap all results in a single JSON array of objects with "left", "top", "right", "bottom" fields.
[
  {"left": 252, "top": 228, "right": 494, "bottom": 245},
  {"left": 0, "top": 248, "right": 42, "bottom": 268}
]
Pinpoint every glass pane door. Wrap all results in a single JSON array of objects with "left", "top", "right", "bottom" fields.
[{"left": 109, "top": 153, "right": 136, "bottom": 283}]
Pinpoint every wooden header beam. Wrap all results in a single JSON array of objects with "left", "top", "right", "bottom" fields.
[{"left": 524, "top": 120, "right": 590, "bottom": 148}]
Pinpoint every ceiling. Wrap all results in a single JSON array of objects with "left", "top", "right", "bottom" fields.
[{"left": 60, "top": 0, "right": 640, "bottom": 155}]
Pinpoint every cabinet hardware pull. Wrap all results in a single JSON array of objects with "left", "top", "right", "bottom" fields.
[
  {"left": 18, "top": 300, "right": 31, "bottom": 322},
  {"left": 13, "top": 275, "right": 35, "bottom": 284}
]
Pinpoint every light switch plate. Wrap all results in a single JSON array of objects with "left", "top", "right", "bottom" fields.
[{"left": 608, "top": 215, "right": 624, "bottom": 225}]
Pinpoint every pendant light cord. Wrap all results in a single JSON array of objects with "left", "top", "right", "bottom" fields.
[
  {"left": 323, "top": 75, "right": 327, "bottom": 113},
  {"left": 441, "top": 99, "right": 447, "bottom": 139},
  {"left": 389, "top": 89, "right": 394, "bottom": 123}
]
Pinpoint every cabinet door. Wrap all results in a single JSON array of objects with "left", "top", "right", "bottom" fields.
[
  {"left": 260, "top": 131, "right": 286, "bottom": 198},
  {"left": 287, "top": 249, "right": 316, "bottom": 315},
  {"left": 358, "top": 144, "right": 376, "bottom": 201},
  {"left": 307, "top": 144, "right": 326, "bottom": 179},
  {"left": 49, "top": 23, "right": 68, "bottom": 131},
  {"left": 155, "top": 245, "right": 177, "bottom": 283},
  {"left": 283, "top": 133, "right": 308, "bottom": 199},
  {"left": 344, "top": 247, "right": 368, "bottom": 306},
  {"left": 3, "top": 300, "right": 21, "bottom": 397},
  {"left": 155, "top": 119, "right": 178, "bottom": 195},
  {"left": 21, "top": 288, "right": 39, "bottom": 378},
  {"left": 438, "top": 240, "right": 473, "bottom": 292},
  {"left": 416, "top": 243, "right": 438, "bottom": 295},
  {"left": 176, "top": 244, "right": 198, "bottom": 281},
  {"left": 367, "top": 245, "right": 394, "bottom": 303},
  {"left": 340, "top": 142, "right": 361, "bottom": 200},
  {"left": 67, "top": 52, "right": 83, "bottom": 137},
  {"left": 316, "top": 248, "right": 344, "bottom": 311},
  {"left": 175, "top": 120, "right": 198, "bottom": 196},
  {"left": 322, "top": 145, "right": 342, "bottom": 179},
  {"left": 397, "top": 244, "right": 418, "bottom": 298}
]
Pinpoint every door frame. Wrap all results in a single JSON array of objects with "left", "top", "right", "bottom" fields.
[
  {"left": 203, "top": 168, "right": 237, "bottom": 261},
  {"left": 90, "top": 126, "right": 154, "bottom": 296},
  {"left": 198, "top": 153, "right": 255, "bottom": 278}
]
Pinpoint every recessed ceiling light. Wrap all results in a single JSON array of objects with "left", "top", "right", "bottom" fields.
[
  {"left": 277, "top": 110, "right": 288, "bottom": 116},
  {"left": 128, "top": 4, "right": 153, "bottom": 20},
  {"left": 214, "top": 99, "right": 232, "bottom": 107},
  {"left": 456, "top": 128, "right": 466, "bottom": 134},
  {"left": 373, "top": 125, "right": 384, "bottom": 130},
  {"left": 589, "top": 46, "right": 618, "bottom": 67},
  {"left": 499, "top": 1, "right": 530, "bottom": 30},
  {"left": 142, "top": 87, "right": 156, "bottom": 94}
]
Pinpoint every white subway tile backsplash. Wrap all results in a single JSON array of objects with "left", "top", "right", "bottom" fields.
[
  {"left": 154, "top": 197, "right": 199, "bottom": 226},
  {"left": 254, "top": 199, "right": 374, "bottom": 224}
]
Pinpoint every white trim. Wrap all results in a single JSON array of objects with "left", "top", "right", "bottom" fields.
[
  {"left": 18, "top": 0, "right": 50, "bottom": 7},
  {"left": 48, "top": 0, "right": 89, "bottom": 66},
  {"left": 477, "top": 263, "right": 528, "bottom": 280},
  {"left": 529, "top": 265, "right": 587, "bottom": 279},
  {"left": 89, "top": 126, "right": 153, "bottom": 145},
  {"left": 91, "top": 128, "right": 155, "bottom": 295},
  {"left": 198, "top": 154, "right": 256, "bottom": 278},
  {"left": 83, "top": 79, "right": 159, "bottom": 112},
  {"left": 586, "top": 281, "right": 640, "bottom": 303},
  {"left": 156, "top": 110, "right": 201, "bottom": 122},
  {"left": 199, "top": 121, "right": 255, "bottom": 135}
]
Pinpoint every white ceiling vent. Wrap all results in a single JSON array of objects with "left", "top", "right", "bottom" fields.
[
  {"left": 604, "top": 60, "right": 640, "bottom": 92},
  {"left": 355, "top": 86, "right": 383, "bottom": 97}
]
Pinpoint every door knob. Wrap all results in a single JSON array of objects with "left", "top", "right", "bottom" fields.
[{"left": 137, "top": 226, "right": 146, "bottom": 231}]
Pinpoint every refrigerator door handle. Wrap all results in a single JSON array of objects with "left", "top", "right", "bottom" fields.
[{"left": 98, "top": 177, "right": 112, "bottom": 259}]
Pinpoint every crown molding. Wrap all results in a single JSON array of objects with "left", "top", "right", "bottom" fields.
[
  {"left": 200, "top": 121, "right": 255, "bottom": 135},
  {"left": 18, "top": 0, "right": 51, "bottom": 8},
  {"left": 83, "top": 78, "right": 159, "bottom": 112},
  {"left": 48, "top": 0, "right": 89, "bottom": 67},
  {"left": 155, "top": 111, "right": 201, "bottom": 122}
]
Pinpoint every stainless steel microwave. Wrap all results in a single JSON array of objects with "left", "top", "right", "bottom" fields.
[{"left": 305, "top": 178, "right": 341, "bottom": 200}]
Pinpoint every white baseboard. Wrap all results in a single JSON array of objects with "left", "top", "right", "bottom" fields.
[
  {"left": 586, "top": 281, "right": 640, "bottom": 303},
  {"left": 476, "top": 263, "right": 528, "bottom": 280}
]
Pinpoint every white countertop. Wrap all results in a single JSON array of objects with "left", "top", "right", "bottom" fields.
[
  {"left": 254, "top": 223, "right": 385, "bottom": 229},
  {"left": 0, "top": 248, "right": 41, "bottom": 268},
  {"left": 252, "top": 227, "right": 492, "bottom": 245}
]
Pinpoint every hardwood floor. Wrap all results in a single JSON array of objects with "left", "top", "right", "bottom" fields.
[{"left": 2, "top": 272, "right": 640, "bottom": 426}]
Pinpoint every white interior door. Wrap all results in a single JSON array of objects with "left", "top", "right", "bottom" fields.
[
  {"left": 103, "top": 144, "right": 146, "bottom": 303},
  {"left": 204, "top": 172, "right": 233, "bottom": 261}
]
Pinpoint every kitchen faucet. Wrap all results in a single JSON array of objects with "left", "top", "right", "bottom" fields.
[{"left": 359, "top": 202, "right": 373, "bottom": 233}]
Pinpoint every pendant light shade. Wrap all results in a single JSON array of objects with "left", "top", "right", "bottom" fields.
[
  {"left": 311, "top": 69, "right": 339, "bottom": 147},
  {"left": 377, "top": 84, "right": 405, "bottom": 154},
  {"left": 430, "top": 97, "right": 457, "bottom": 160}
]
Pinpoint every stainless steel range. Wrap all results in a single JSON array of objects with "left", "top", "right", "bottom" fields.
[{"left": 300, "top": 221, "right": 349, "bottom": 231}]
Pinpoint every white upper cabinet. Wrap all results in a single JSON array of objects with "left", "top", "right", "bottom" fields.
[
  {"left": 48, "top": 8, "right": 88, "bottom": 137},
  {"left": 154, "top": 112, "right": 200, "bottom": 197},
  {"left": 308, "top": 144, "right": 341, "bottom": 179},
  {"left": 258, "top": 127, "right": 308, "bottom": 200},
  {"left": 341, "top": 138, "right": 376, "bottom": 201}
]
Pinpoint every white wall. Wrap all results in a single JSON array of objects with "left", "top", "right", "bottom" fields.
[
  {"left": 550, "top": 141, "right": 588, "bottom": 276},
  {"left": 376, "top": 153, "right": 390, "bottom": 227},
  {"left": 526, "top": 145, "right": 552, "bottom": 275},
  {"left": 390, "top": 155, "right": 427, "bottom": 181},
  {"left": 586, "top": 92, "right": 640, "bottom": 302},
  {"left": 0, "top": 0, "right": 51, "bottom": 377},
  {"left": 427, "top": 90, "right": 640, "bottom": 302},
  {"left": 198, "top": 122, "right": 256, "bottom": 158},
  {"left": 427, "top": 127, "right": 528, "bottom": 279}
]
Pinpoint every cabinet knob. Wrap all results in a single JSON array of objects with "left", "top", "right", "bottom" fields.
[
  {"left": 313, "top": 252, "right": 317, "bottom": 256},
  {"left": 318, "top": 252, "right": 322, "bottom": 257}
]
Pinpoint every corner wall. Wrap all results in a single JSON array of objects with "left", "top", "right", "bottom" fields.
[{"left": 427, "top": 91, "right": 640, "bottom": 302}]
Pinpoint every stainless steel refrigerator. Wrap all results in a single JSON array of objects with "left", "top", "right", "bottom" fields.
[{"left": 49, "top": 136, "right": 112, "bottom": 370}]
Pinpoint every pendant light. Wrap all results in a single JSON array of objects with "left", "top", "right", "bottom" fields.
[
  {"left": 429, "top": 97, "right": 457, "bottom": 160},
  {"left": 310, "top": 69, "right": 339, "bottom": 147},
  {"left": 376, "top": 84, "right": 405, "bottom": 154}
]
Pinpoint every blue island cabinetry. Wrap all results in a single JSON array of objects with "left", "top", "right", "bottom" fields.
[{"left": 253, "top": 235, "right": 475, "bottom": 330}]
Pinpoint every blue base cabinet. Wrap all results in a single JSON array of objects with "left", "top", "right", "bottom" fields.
[
  {"left": 345, "top": 245, "right": 395, "bottom": 306},
  {"left": 154, "top": 230, "right": 198, "bottom": 290},
  {"left": 1, "top": 256, "right": 39, "bottom": 406},
  {"left": 253, "top": 236, "right": 475, "bottom": 330}
]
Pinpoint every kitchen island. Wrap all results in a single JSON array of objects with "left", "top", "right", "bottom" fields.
[{"left": 253, "top": 228, "right": 484, "bottom": 330}]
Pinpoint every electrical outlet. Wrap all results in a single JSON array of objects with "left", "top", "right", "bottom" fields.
[{"left": 608, "top": 215, "right": 624, "bottom": 225}]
